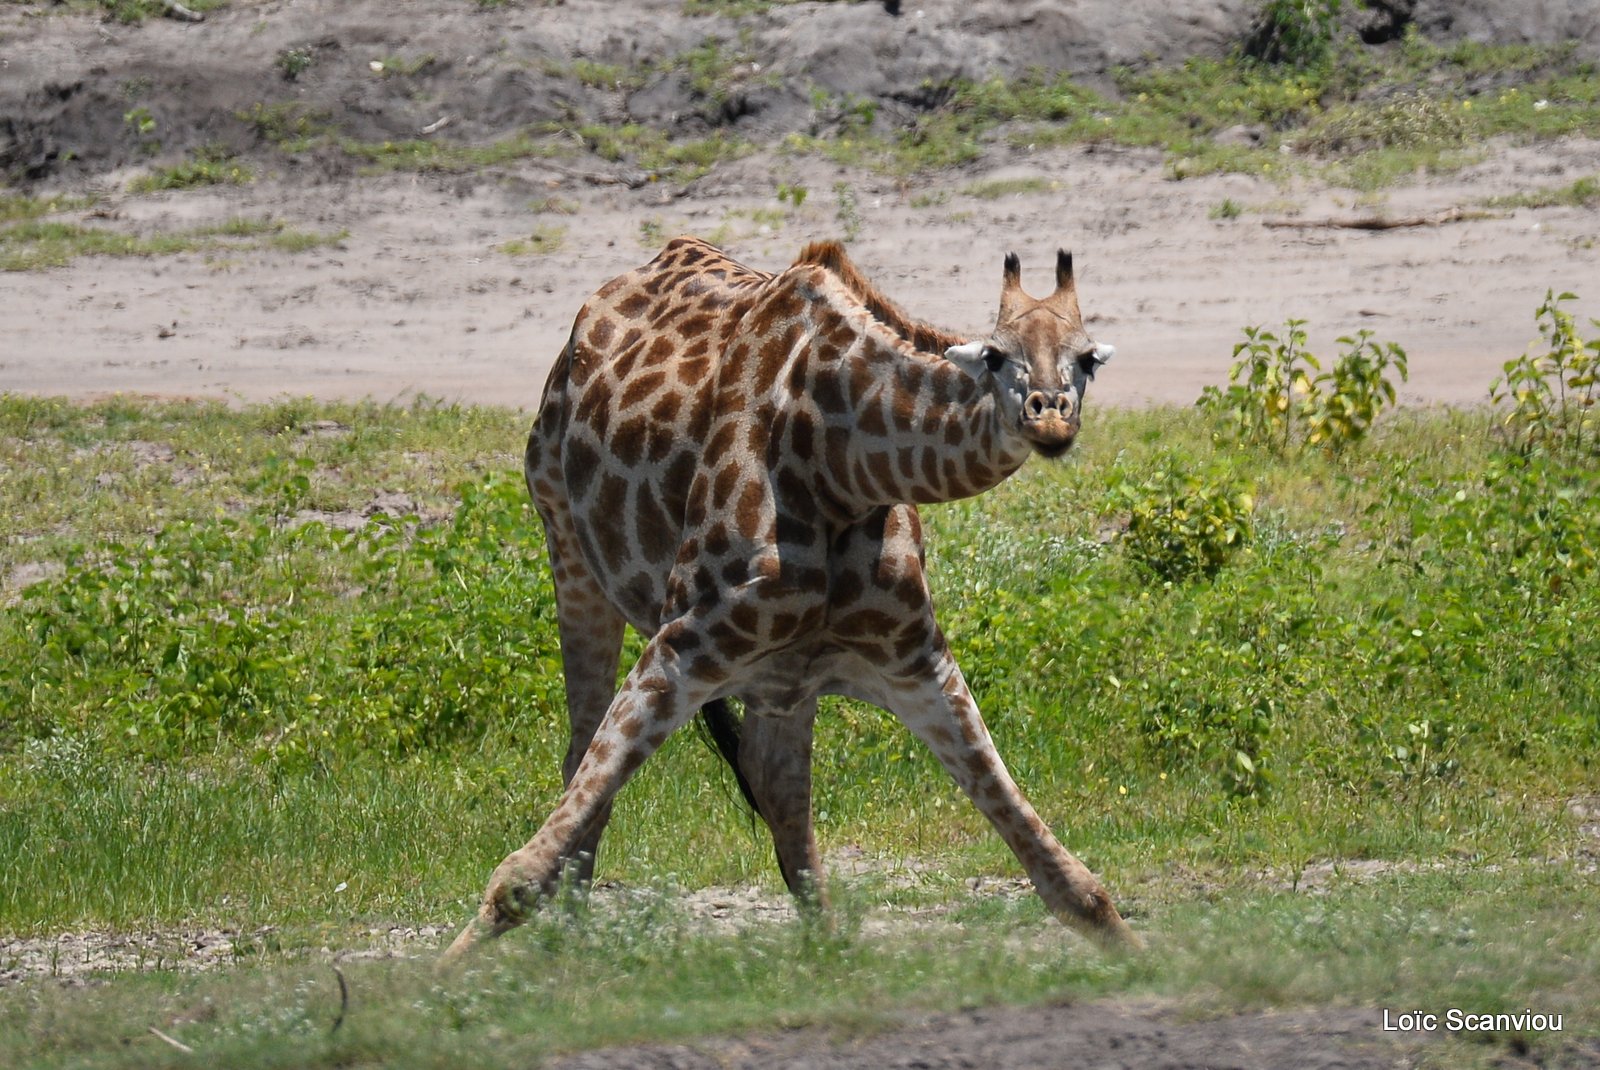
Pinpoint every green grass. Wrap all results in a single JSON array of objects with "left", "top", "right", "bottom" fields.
[
  {"left": 540, "top": 57, "right": 646, "bottom": 91},
  {"left": 0, "top": 193, "right": 94, "bottom": 224},
  {"left": 39, "top": 0, "right": 234, "bottom": 21},
  {"left": 219, "top": 22, "right": 1597, "bottom": 191},
  {"left": 960, "top": 176, "right": 1057, "bottom": 200},
  {"left": 0, "top": 863, "right": 1594, "bottom": 1067},
  {"left": 499, "top": 223, "right": 567, "bottom": 256},
  {"left": 780, "top": 30, "right": 1599, "bottom": 186},
  {"left": 129, "top": 157, "right": 255, "bottom": 193},
  {"left": 1487, "top": 174, "right": 1600, "bottom": 209},
  {"left": 0, "top": 216, "right": 345, "bottom": 270},
  {"left": 3, "top": 315, "right": 1600, "bottom": 1062},
  {"left": 575, "top": 123, "right": 754, "bottom": 182},
  {"left": 3, "top": 392, "right": 1599, "bottom": 887}
]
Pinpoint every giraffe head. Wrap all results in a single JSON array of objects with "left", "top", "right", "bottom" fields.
[{"left": 944, "top": 251, "right": 1114, "bottom": 458}]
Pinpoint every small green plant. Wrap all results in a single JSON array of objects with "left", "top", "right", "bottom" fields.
[
  {"left": 500, "top": 224, "right": 567, "bottom": 257},
  {"left": 1301, "top": 330, "right": 1409, "bottom": 452},
  {"left": 638, "top": 219, "right": 665, "bottom": 248},
  {"left": 676, "top": 37, "right": 770, "bottom": 108},
  {"left": 1116, "top": 461, "right": 1255, "bottom": 582},
  {"left": 776, "top": 183, "right": 808, "bottom": 209},
  {"left": 1136, "top": 660, "right": 1277, "bottom": 799},
  {"left": 1381, "top": 717, "right": 1463, "bottom": 786},
  {"left": 122, "top": 105, "right": 159, "bottom": 155},
  {"left": 129, "top": 147, "right": 254, "bottom": 193},
  {"left": 1199, "top": 320, "right": 1407, "bottom": 453},
  {"left": 1489, "top": 290, "right": 1600, "bottom": 455},
  {"left": 1210, "top": 198, "right": 1245, "bottom": 219},
  {"left": 277, "top": 46, "right": 315, "bottom": 81},
  {"left": 240, "top": 102, "right": 333, "bottom": 151},
  {"left": 1198, "top": 320, "right": 1314, "bottom": 452},
  {"left": 833, "top": 182, "right": 862, "bottom": 242},
  {"left": 0, "top": 194, "right": 92, "bottom": 224},
  {"left": 1243, "top": 0, "right": 1344, "bottom": 70}
]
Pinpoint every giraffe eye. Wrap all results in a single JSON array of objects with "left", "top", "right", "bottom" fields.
[
  {"left": 1075, "top": 350, "right": 1099, "bottom": 380},
  {"left": 982, "top": 346, "right": 1006, "bottom": 373}
]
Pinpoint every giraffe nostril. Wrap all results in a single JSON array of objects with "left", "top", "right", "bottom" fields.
[
  {"left": 1024, "top": 391, "right": 1048, "bottom": 418},
  {"left": 1056, "top": 392, "right": 1074, "bottom": 416}
]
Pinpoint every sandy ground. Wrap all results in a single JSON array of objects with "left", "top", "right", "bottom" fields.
[{"left": 5, "top": 136, "right": 1599, "bottom": 411}]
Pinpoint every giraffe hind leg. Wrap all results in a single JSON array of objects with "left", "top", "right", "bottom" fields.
[
  {"left": 538, "top": 510, "right": 627, "bottom": 889},
  {"left": 728, "top": 700, "right": 828, "bottom": 911}
]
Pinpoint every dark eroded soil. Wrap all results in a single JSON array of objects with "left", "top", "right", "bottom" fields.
[{"left": 549, "top": 997, "right": 1596, "bottom": 1070}]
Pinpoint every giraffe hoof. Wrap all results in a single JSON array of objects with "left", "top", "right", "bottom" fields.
[
  {"left": 437, "top": 916, "right": 491, "bottom": 972},
  {"left": 437, "top": 892, "right": 529, "bottom": 971}
]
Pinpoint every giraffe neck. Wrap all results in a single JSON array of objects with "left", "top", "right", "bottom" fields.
[{"left": 814, "top": 341, "right": 1033, "bottom": 516}]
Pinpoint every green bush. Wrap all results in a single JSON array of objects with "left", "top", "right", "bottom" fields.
[
  {"left": 1116, "top": 461, "right": 1256, "bottom": 582},
  {"left": 1489, "top": 289, "right": 1600, "bottom": 455},
  {"left": 1302, "top": 329, "right": 1409, "bottom": 451},
  {"left": 9, "top": 472, "right": 560, "bottom": 763},
  {"left": 1243, "top": 0, "right": 1344, "bottom": 70},
  {"left": 1198, "top": 319, "right": 1407, "bottom": 453}
]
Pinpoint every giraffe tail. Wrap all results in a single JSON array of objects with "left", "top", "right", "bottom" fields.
[{"left": 699, "top": 699, "right": 763, "bottom": 818}]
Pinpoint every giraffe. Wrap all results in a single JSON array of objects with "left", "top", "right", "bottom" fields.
[{"left": 441, "top": 236, "right": 1136, "bottom": 965}]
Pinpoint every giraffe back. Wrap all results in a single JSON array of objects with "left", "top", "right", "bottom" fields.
[{"left": 526, "top": 238, "right": 777, "bottom": 631}]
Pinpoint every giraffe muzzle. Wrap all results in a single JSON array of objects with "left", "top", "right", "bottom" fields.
[{"left": 1020, "top": 390, "right": 1079, "bottom": 455}]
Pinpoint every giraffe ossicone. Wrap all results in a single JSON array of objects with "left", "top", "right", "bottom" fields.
[{"left": 440, "top": 236, "right": 1139, "bottom": 966}]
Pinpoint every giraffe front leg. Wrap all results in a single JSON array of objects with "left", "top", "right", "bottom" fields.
[
  {"left": 440, "top": 634, "right": 712, "bottom": 967},
  {"left": 880, "top": 654, "right": 1141, "bottom": 953}
]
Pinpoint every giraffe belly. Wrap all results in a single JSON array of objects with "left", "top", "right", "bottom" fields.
[{"left": 725, "top": 644, "right": 877, "bottom": 711}]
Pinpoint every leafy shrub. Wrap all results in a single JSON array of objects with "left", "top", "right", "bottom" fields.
[
  {"left": 1302, "top": 329, "right": 1409, "bottom": 451},
  {"left": 1243, "top": 0, "right": 1344, "bottom": 70},
  {"left": 1198, "top": 320, "right": 1314, "bottom": 452},
  {"left": 129, "top": 156, "right": 254, "bottom": 194},
  {"left": 18, "top": 518, "right": 308, "bottom": 753},
  {"left": 1427, "top": 453, "right": 1600, "bottom": 590},
  {"left": 1198, "top": 319, "right": 1407, "bottom": 453},
  {"left": 10, "top": 472, "right": 559, "bottom": 763},
  {"left": 1489, "top": 289, "right": 1600, "bottom": 456},
  {"left": 1135, "top": 653, "right": 1278, "bottom": 799},
  {"left": 277, "top": 46, "right": 316, "bottom": 82},
  {"left": 1116, "top": 461, "right": 1255, "bottom": 582}
]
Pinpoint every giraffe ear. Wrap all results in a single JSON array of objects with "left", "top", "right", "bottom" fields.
[{"left": 944, "top": 340, "right": 989, "bottom": 380}]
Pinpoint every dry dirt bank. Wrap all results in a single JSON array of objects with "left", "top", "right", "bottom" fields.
[{"left": 3, "top": 136, "right": 1599, "bottom": 410}]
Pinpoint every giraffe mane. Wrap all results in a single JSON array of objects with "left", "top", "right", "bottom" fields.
[{"left": 793, "top": 241, "right": 966, "bottom": 355}]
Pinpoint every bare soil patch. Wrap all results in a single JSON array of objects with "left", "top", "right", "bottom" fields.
[
  {"left": 5, "top": 137, "right": 1600, "bottom": 411},
  {"left": 547, "top": 998, "right": 1563, "bottom": 1070}
]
